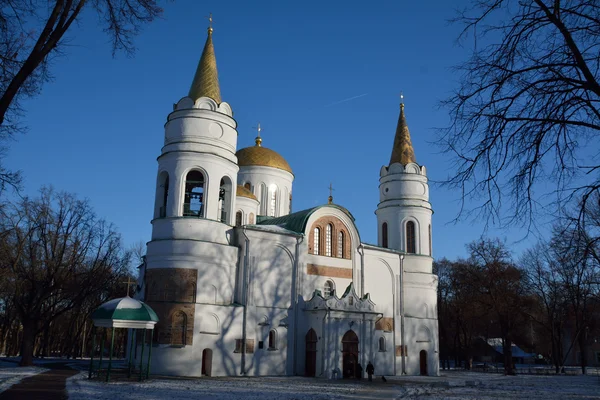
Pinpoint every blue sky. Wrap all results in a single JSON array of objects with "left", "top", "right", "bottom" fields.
[{"left": 6, "top": 0, "right": 543, "bottom": 261}]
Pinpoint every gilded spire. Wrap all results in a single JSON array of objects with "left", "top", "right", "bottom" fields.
[
  {"left": 389, "top": 96, "right": 416, "bottom": 165},
  {"left": 188, "top": 13, "right": 222, "bottom": 103}
]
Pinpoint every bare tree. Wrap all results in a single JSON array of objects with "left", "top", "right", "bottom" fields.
[
  {"left": 441, "top": 0, "right": 600, "bottom": 229},
  {"left": 0, "top": 187, "right": 130, "bottom": 366},
  {"left": 0, "top": 0, "right": 165, "bottom": 189}
]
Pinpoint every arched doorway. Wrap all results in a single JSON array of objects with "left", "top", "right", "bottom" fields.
[
  {"left": 305, "top": 329, "right": 317, "bottom": 377},
  {"left": 202, "top": 348, "right": 213, "bottom": 377},
  {"left": 420, "top": 350, "right": 428, "bottom": 376},
  {"left": 342, "top": 330, "right": 359, "bottom": 379}
]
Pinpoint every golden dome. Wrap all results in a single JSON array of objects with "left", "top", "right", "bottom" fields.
[
  {"left": 236, "top": 185, "right": 257, "bottom": 200},
  {"left": 236, "top": 137, "right": 293, "bottom": 174}
]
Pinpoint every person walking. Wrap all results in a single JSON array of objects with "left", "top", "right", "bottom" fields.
[{"left": 366, "top": 361, "right": 375, "bottom": 382}]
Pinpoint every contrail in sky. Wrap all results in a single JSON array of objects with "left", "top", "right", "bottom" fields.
[{"left": 324, "top": 93, "right": 368, "bottom": 108}]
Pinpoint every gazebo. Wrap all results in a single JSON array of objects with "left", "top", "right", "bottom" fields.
[{"left": 89, "top": 296, "right": 158, "bottom": 382}]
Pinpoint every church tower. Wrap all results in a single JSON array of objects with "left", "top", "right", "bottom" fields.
[
  {"left": 375, "top": 100, "right": 433, "bottom": 266},
  {"left": 151, "top": 22, "right": 239, "bottom": 238},
  {"left": 143, "top": 21, "right": 241, "bottom": 351}
]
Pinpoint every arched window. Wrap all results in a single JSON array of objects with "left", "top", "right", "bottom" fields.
[
  {"left": 337, "top": 231, "right": 344, "bottom": 258},
  {"left": 249, "top": 213, "right": 255, "bottom": 224},
  {"left": 379, "top": 337, "right": 386, "bottom": 352},
  {"left": 171, "top": 311, "right": 187, "bottom": 346},
  {"left": 183, "top": 170, "right": 205, "bottom": 217},
  {"left": 429, "top": 224, "right": 432, "bottom": 256},
  {"left": 406, "top": 221, "right": 416, "bottom": 253},
  {"left": 186, "top": 283, "right": 196, "bottom": 303},
  {"left": 313, "top": 227, "right": 320, "bottom": 255},
  {"left": 289, "top": 193, "right": 293, "bottom": 214},
  {"left": 325, "top": 224, "right": 332, "bottom": 256},
  {"left": 268, "top": 329, "right": 277, "bottom": 350},
  {"left": 382, "top": 222, "right": 388, "bottom": 248},
  {"left": 324, "top": 280, "right": 334, "bottom": 297},
  {"left": 157, "top": 171, "right": 169, "bottom": 218},
  {"left": 218, "top": 178, "right": 232, "bottom": 223},
  {"left": 260, "top": 183, "right": 268, "bottom": 214},
  {"left": 244, "top": 182, "right": 251, "bottom": 190},
  {"left": 269, "top": 184, "right": 278, "bottom": 217},
  {"left": 235, "top": 211, "right": 243, "bottom": 227}
]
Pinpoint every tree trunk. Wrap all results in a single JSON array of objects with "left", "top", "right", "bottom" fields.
[
  {"left": 503, "top": 337, "right": 515, "bottom": 375},
  {"left": 578, "top": 330, "right": 587, "bottom": 375},
  {"left": 19, "top": 319, "right": 36, "bottom": 366}
]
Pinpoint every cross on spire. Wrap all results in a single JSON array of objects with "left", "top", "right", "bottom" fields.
[
  {"left": 206, "top": 12, "right": 213, "bottom": 31},
  {"left": 253, "top": 122, "right": 263, "bottom": 146},
  {"left": 328, "top": 182, "right": 334, "bottom": 204},
  {"left": 122, "top": 277, "right": 136, "bottom": 297}
]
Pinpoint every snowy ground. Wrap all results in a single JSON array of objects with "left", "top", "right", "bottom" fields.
[
  {"left": 66, "top": 370, "right": 600, "bottom": 400},
  {"left": 0, "top": 360, "right": 48, "bottom": 393}
]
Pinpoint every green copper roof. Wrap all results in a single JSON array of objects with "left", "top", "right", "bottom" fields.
[
  {"left": 257, "top": 204, "right": 355, "bottom": 233},
  {"left": 92, "top": 296, "right": 159, "bottom": 322}
]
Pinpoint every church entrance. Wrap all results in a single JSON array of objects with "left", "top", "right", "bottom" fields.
[
  {"left": 420, "top": 350, "right": 428, "bottom": 376},
  {"left": 305, "top": 329, "right": 317, "bottom": 377},
  {"left": 342, "top": 330, "right": 359, "bottom": 379},
  {"left": 202, "top": 348, "right": 213, "bottom": 376}
]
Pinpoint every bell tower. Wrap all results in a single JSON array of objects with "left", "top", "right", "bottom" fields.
[
  {"left": 151, "top": 20, "right": 239, "bottom": 245},
  {"left": 375, "top": 100, "right": 433, "bottom": 269}
]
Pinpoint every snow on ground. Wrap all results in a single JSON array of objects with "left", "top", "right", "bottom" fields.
[
  {"left": 0, "top": 360, "right": 48, "bottom": 393},
  {"left": 67, "top": 371, "right": 600, "bottom": 400},
  {"left": 67, "top": 373, "right": 367, "bottom": 400},
  {"left": 398, "top": 372, "right": 600, "bottom": 399}
]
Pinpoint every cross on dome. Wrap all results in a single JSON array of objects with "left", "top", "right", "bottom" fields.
[{"left": 328, "top": 182, "right": 334, "bottom": 204}]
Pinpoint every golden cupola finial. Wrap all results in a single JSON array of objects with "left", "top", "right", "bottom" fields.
[
  {"left": 188, "top": 13, "right": 222, "bottom": 103},
  {"left": 389, "top": 93, "right": 416, "bottom": 165},
  {"left": 254, "top": 122, "right": 262, "bottom": 147}
]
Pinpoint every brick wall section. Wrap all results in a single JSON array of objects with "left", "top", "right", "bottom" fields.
[
  {"left": 307, "top": 264, "right": 352, "bottom": 279},
  {"left": 144, "top": 268, "right": 197, "bottom": 345},
  {"left": 308, "top": 216, "right": 352, "bottom": 259},
  {"left": 147, "top": 302, "right": 195, "bottom": 345},
  {"left": 375, "top": 317, "right": 394, "bottom": 331},
  {"left": 145, "top": 268, "right": 197, "bottom": 303}
]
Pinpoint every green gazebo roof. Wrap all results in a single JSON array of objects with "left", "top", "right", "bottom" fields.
[{"left": 92, "top": 296, "right": 158, "bottom": 329}]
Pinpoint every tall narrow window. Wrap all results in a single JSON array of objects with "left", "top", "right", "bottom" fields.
[
  {"left": 249, "top": 213, "right": 255, "bottom": 224},
  {"left": 269, "top": 184, "right": 277, "bottom": 216},
  {"left": 382, "top": 222, "right": 388, "bottom": 248},
  {"left": 324, "top": 280, "right": 334, "bottom": 297},
  {"left": 325, "top": 224, "right": 332, "bottom": 256},
  {"left": 260, "top": 183, "right": 268, "bottom": 214},
  {"left": 218, "top": 178, "right": 231, "bottom": 223},
  {"left": 428, "top": 224, "right": 432, "bottom": 256},
  {"left": 313, "top": 227, "right": 320, "bottom": 255},
  {"left": 235, "top": 211, "right": 243, "bottom": 227},
  {"left": 171, "top": 311, "right": 187, "bottom": 346},
  {"left": 268, "top": 330, "right": 277, "bottom": 350},
  {"left": 244, "top": 182, "right": 251, "bottom": 190},
  {"left": 379, "top": 337, "right": 386, "bottom": 352},
  {"left": 183, "top": 171, "right": 204, "bottom": 217},
  {"left": 406, "top": 221, "right": 416, "bottom": 254},
  {"left": 337, "top": 231, "right": 344, "bottom": 258},
  {"left": 289, "top": 193, "right": 293, "bottom": 214},
  {"left": 158, "top": 172, "right": 169, "bottom": 218}
]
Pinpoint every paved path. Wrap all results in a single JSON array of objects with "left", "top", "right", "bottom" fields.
[{"left": 0, "top": 363, "right": 78, "bottom": 400}]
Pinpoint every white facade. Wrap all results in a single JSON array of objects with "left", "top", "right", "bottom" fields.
[{"left": 134, "top": 26, "right": 439, "bottom": 379}]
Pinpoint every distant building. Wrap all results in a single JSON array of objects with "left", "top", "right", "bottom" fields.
[{"left": 134, "top": 21, "right": 439, "bottom": 378}]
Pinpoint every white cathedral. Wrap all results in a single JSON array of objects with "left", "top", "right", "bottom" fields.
[{"left": 135, "top": 23, "right": 439, "bottom": 378}]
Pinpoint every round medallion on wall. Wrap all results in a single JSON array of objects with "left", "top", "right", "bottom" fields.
[{"left": 208, "top": 122, "right": 224, "bottom": 138}]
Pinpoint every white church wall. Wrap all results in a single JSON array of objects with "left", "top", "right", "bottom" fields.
[
  {"left": 403, "top": 316, "right": 439, "bottom": 376},
  {"left": 247, "top": 306, "right": 290, "bottom": 376}
]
